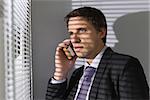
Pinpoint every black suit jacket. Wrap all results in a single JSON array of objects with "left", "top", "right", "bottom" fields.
[{"left": 46, "top": 47, "right": 149, "bottom": 100}]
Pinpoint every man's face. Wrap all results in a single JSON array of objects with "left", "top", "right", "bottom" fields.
[{"left": 68, "top": 17, "right": 105, "bottom": 59}]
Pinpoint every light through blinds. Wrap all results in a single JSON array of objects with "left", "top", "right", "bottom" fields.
[
  {"left": 0, "top": 0, "right": 32, "bottom": 100},
  {"left": 72, "top": 0, "right": 149, "bottom": 47}
]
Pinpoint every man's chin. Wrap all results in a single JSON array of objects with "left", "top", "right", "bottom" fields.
[{"left": 76, "top": 53, "right": 86, "bottom": 58}]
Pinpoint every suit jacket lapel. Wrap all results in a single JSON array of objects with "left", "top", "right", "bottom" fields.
[
  {"left": 67, "top": 66, "right": 84, "bottom": 99},
  {"left": 89, "top": 47, "right": 113, "bottom": 99}
]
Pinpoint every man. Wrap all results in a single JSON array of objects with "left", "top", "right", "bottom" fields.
[{"left": 46, "top": 7, "right": 149, "bottom": 100}]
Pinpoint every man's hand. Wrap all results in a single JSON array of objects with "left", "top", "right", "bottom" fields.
[{"left": 54, "top": 39, "right": 77, "bottom": 80}]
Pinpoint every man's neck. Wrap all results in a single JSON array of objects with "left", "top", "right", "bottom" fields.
[{"left": 86, "top": 45, "right": 105, "bottom": 64}]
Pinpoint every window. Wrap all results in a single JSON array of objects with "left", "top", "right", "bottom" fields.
[{"left": 0, "top": 0, "right": 32, "bottom": 100}]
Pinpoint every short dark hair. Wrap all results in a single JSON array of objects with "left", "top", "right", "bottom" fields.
[{"left": 64, "top": 6, "right": 107, "bottom": 44}]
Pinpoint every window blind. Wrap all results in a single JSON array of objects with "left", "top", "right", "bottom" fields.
[
  {"left": 72, "top": 0, "right": 149, "bottom": 47},
  {"left": 0, "top": 0, "right": 32, "bottom": 100}
]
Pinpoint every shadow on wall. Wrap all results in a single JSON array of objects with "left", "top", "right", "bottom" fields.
[{"left": 113, "top": 11, "right": 149, "bottom": 84}]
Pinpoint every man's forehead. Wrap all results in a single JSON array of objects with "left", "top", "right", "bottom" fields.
[
  {"left": 69, "top": 16, "right": 85, "bottom": 21},
  {"left": 68, "top": 17, "right": 89, "bottom": 26}
]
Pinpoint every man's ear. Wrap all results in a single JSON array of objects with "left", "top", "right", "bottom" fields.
[{"left": 99, "top": 28, "right": 106, "bottom": 39}]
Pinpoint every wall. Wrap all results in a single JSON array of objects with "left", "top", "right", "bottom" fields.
[
  {"left": 32, "top": 0, "right": 72, "bottom": 100},
  {"left": 113, "top": 11, "right": 150, "bottom": 85}
]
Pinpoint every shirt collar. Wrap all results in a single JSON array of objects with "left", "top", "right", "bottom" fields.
[{"left": 84, "top": 46, "right": 107, "bottom": 69}]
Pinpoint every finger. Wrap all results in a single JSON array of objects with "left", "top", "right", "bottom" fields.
[
  {"left": 63, "top": 48, "right": 73, "bottom": 59},
  {"left": 56, "top": 39, "right": 71, "bottom": 51},
  {"left": 58, "top": 42, "right": 68, "bottom": 48},
  {"left": 63, "top": 39, "right": 71, "bottom": 44},
  {"left": 56, "top": 42, "right": 68, "bottom": 53}
]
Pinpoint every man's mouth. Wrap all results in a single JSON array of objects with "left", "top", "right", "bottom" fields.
[{"left": 74, "top": 46, "right": 83, "bottom": 52}]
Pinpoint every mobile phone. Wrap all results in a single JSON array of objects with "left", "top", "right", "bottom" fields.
[{"left": 66, "top": 43, "right": 76, "bottom": 59}]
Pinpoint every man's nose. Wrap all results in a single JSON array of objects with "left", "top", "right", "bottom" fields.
[{"left": 70, "top": 33, "right": 81, "bottom": 43}]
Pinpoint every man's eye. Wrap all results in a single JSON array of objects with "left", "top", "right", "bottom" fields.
[{"left": 79, "top": 28, "right": 86, "bottom": 33}]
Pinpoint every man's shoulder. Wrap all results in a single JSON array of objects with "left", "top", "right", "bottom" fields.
[
  {"left": 112, "top": 51, "right": 137, "bottom": 61},
  {"left": 105, "top": 48, "right": 143, "bottom": 78},
  {"left": 105, "top": 47, "right": 141, "bottom": 71},
  {"left": 106, "top": 47, "right": 138, "bottom": 62}
]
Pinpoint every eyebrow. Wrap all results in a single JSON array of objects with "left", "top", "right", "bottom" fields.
[
  {"left": 68, "top": 27, "right": 87, "bottom": 33},
  {"left": 77, "top": 27, "right": 86, "bottom": 31}
]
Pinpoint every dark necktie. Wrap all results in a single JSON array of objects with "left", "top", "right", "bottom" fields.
[{"left": 76, "top": 66, "right": 96, "bottom": 100}]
